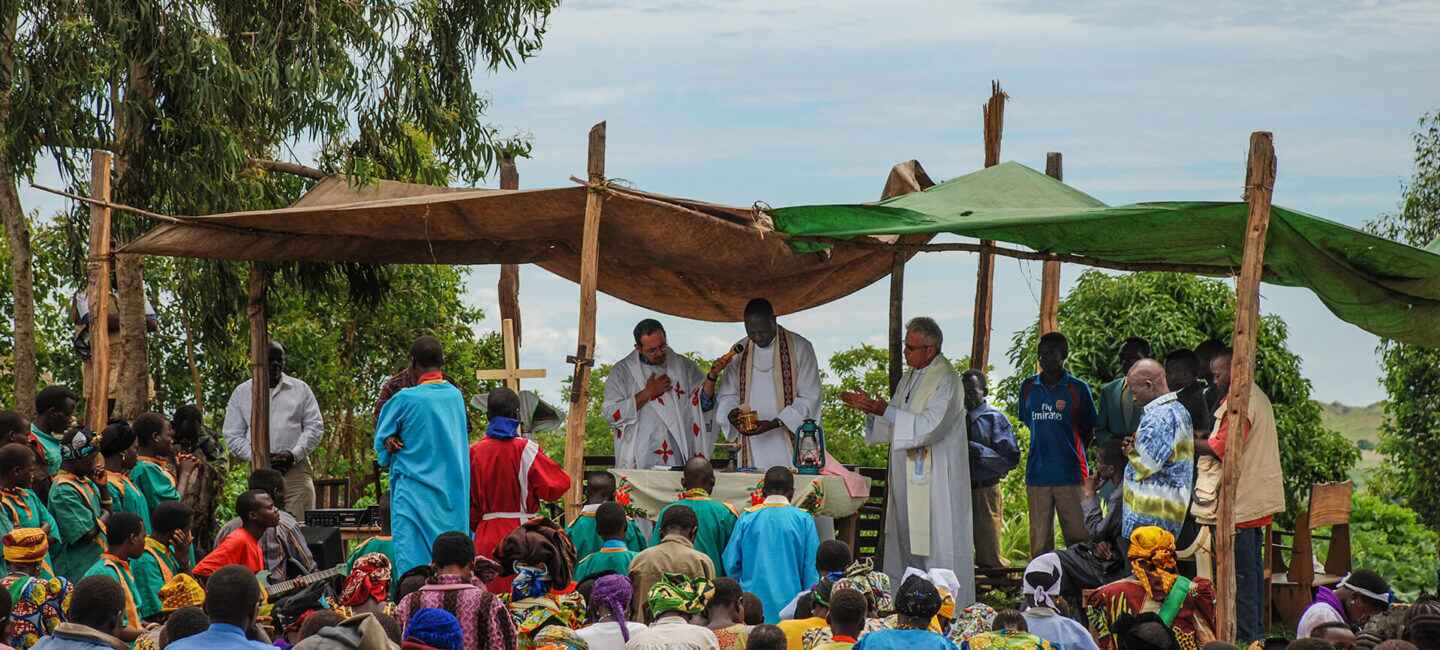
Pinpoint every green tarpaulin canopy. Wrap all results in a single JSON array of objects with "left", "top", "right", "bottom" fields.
[{"left": 769, "top": 162, "right": 1440, "bottom": 347}]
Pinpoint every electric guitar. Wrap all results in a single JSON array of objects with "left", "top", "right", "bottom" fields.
[{"left": 260, "top": 565, "right": 346, "bottom": 601}]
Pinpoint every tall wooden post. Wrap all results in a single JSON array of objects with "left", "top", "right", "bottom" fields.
[
  {"left": 887, "top": 254, "right": 905, "bottom": 394},
  {"left": 1215, "top": 131, "right": 1276, "bottom": 642},
  {"left": 1039, "top": 152, "right": 1063, "bottom": 334},
  {"left": 970, "top": 81, "right": 1007, "bottom": 370},
  {"left": 562, "top": 121, "right": 606, "bottom": 521},
  {"left": 247, "top": 264, "right": 271, "bottom": 470},
  {"left": 498, "top": 156, "right": 522, "bottom": 347},
  {"left": 85, "top": 151, "right": 113, "bottom": 432}
]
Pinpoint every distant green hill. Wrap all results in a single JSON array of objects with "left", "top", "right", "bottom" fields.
[{"left": 1318, "top": 401, "right": 1386, "bottom": 481}]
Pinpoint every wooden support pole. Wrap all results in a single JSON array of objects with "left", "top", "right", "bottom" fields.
[
  {"left": 970, "top": 81, "right": 1007, "bottom": 370},
  {"left": 1039, "top": 152, "right": 1063, "bottom": 334},
  {"left": 498, "top": 156, "right": 522, "bottom": 348},
  {"left": 1215, "top": 131, "right": 1276, "bottom": 643},
  {"left": 85, "top": 151, "right": 113, "bottom": 432},
  {"left": 887, "top": 254, "right": 905, "bottom": 395},
  {"left": 247, "top": 264, "right": 271, "bottom": 470},
  {"left": 562, "top": 122, "right": 606, "bottom": 522}
]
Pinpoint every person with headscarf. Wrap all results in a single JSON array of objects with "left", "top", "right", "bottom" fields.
[
  {"left": 852, "top": 576, "right": 956, "bottom": 650},
  {"left": 495, "top": 519, "right": 584, "bottom": 648},
  {"left": 1085, "top": 527, "right": 1215, "bottom": 650},
  {"left": 961, "top": 609, "right": 1054, "bottom": 650},
  {"left": 576, "top": 575, "right": 646, "bottom": 650},
  {"left": 47, "top": 428, "right": 107, "bottom": 581},
  {"left": 948, "top": 604, "right": 998, "bottom": 647},
  {"left": 0, "top": 528, "right": 73, "bottom": 649},
  {"left": 1403, "top": 601, "right": 1440, "bottom": 650},
  {"left": 404, "top": 609, "right": 465, "bottom": 650},
  {"left": 1017, "top": 556, "right": 1096, "bottom": 650},
  {"left": 340, "top": 553, "right": 393, "bottom": 616},
  {"left": 133, "top": 574, "right": 207, "bottom": 650},
  {"left": 779, "top": 581, "right": 833, "bottom": 650},
  {"left": 622, "top": 573, "right": 719, "bottom": 650},
  {"left": 98, "top": 421, "right": 150, "bottom": 533},
  {"left": 1298, "top": 571, "right": 1393, "bottom": 639}
]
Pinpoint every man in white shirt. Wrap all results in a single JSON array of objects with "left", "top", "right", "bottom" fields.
[
  {"left": 715, "top": 298, "right": 821, "bottom": 470},
  {"left": 222, "top": 341, "right": 324, "bottom": 519}
]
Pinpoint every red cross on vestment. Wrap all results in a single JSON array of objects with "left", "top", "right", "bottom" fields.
[{"left": 654, "top": 439, "right": 675, "bottom": 464}]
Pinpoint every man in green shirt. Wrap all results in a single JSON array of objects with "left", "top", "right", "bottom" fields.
[
  {"left": 651, "top": 457, "right": 737, "bottom": 575},
  {"left": 131, "top": 412, "right": 182, "bottom": 514},
  {"left": 1095, "top": 337, "right": 1151, "bottom": 448},
  {"left": 82, "top": 511, "right": 148, "bottom": 641},
  {"left": 132, "top": 500, "right": 195, "bottom": 621},
  {"left": 31, "top": 386, "right": 79, "bottom": 478},
  {"left": 574, "top": 502, "right": 638, "bottom": 583},
  {"left": 100, "top": 421, "right": 151, "bottom": 533},
  {"left": 567, "top": 471, "right": 647, "bottom": 557},
  {"left": 0, "top": 442, "right": 60, "bottom": 578},
  {"left": 48, "top": 428, "right": 107, "bottom": 581}
]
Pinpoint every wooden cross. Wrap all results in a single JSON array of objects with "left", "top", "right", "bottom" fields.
[{"left": 476, "top": 319, "right": 546, "bottom": 392}]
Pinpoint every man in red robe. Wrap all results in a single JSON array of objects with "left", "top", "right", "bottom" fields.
[{"left": 469, "top": 388, "right": 570, "bottom": 588}]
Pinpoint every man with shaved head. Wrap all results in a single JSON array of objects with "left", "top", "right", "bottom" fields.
[
  {"left": 651, "top": 456, "right": 738, "bottom": 574},
  {"left": 1120, "top": 358, "right": 1195, "bottom": 538}
]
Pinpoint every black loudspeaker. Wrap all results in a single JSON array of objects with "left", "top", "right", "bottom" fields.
[{"left": 302, "top": 525, "right": 343, "bottom": 571}]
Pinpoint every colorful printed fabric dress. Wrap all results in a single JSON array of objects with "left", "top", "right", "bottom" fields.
[{"left": 1, "top": 573, "right": 73, "bottom": 649}]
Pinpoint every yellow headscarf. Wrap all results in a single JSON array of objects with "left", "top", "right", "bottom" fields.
[
  {"left": 2, "top": 528, "right": 49, "bottom": 564},
  {"left": 1128, "top": 526, "right": 1178, "bottom": 601},
  {"left": 159, "top": 574, "right": 206, "bottom": 612}
]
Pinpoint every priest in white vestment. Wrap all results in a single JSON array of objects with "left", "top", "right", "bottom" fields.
[
  {"left": 604, "top": 318, "right": 722, "bottom": 468},
  {"left": 843, "top": 316, "right": 975, "bottom": 605},
  {"left": 715, "top": 298, "right": 822, "bottom": 469}
]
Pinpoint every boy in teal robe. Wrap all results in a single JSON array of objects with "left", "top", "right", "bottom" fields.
[
  {"left": 30, "top": 387, "right": 79, "bottom": 477},
  {"left": 131, "top": 413, "right": 182, "bottom": 514},
  {"left": 82, "top": 512, "right": 148, "bottom": 640},
  {"left": 133, "top": 501, "right": 196, "bottom": 620},
  {"left": 48, "top": 429, "right": 107, "bottom": 582},
  {"left": 651, "top": 458, "right": 737, "bottom": 575},
  {"left": 567, "top": 471, "right": 647, "bottom": 558},
  {"left": 723, "top": 467, "right": 819, "bottom": 623},
  {"left": 574, "top": 502, "right": 638, "bottom": 582},
  {"left": 100, "top": 421, "right": 151, "bottom": 533},
  {"left": 0, "top": 440, "right": 61, "bottom": 578}
]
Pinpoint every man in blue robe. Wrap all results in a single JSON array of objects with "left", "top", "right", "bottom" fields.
[
  {"left": 374, "top": 336, "right": 471, "bottom": 576},
  {"left": 723, "top": 466, "right": 819, "bottom": 623}
]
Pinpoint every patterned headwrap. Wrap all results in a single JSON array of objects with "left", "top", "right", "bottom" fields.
[
  {"left": 589, "top": 575, "right": 635, "bottom": 642},
  {"left": 405, "top": 608, "right": 464, "bottom": 650},
  {"left": 834, "top": 558, "right": 893, "bottom": 615},
  {"left": 949, "top": 603, "right": 999, "bottom": 644},
  {"left": 2, "top": 528, "right": 49, "bottom": 564},
  {"left": 59, "top": 427, "right": 98, "bottom": 462},
  {"left": 1022, "top": 554, "right": 1063, "bottom": 611},
  {"left": 495, "top": 518, "right": 577, "bottom": 588},
  {"left": 340, "top": 552, "right": 392, "bottom": 606},
  {"left": 511, "top": 563, "right": 552, "bottom": 601},
  {"left": 647, "top": 572, "right": 715, "bottom": 617},
  {"left": 159, "top": 574, "right": 206, "bottom": 612},
  {"left": 1128, "top": 526, "right": 1179, "bottom": 602},
  {"left": 532, "top": 625, "right": 589, "bottom": 650},
  {"left": 894, "top": 574, "right": 942, "bottom": 620}
]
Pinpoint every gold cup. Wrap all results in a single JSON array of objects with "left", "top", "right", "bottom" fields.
[{"left": 737, "top": 405, "right": 759, "bottom": 433}]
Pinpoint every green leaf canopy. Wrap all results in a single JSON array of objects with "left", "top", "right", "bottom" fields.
[{"left": 769, "top": 162, "right": 1440, "bottom": 348}]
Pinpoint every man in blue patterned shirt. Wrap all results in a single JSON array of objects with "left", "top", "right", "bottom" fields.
[{"left": 1120, "top": 359, "right": 1195, "bottom": 538}]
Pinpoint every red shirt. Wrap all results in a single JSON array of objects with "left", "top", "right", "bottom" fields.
[
  {"left": 194, "top": 526, "right": 265, "bottom": 576},
  {"left": 1210, "top": 411, "right": 1273, "bottom": 528}
]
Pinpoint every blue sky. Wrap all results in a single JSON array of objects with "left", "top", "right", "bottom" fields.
[{"left": 19, "top": 0, "right": 1440, "bottom": 405}]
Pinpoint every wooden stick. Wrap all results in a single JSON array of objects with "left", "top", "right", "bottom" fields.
[
  {"left": 498, "top": 156, "right": 522, "bottom": 348},
  {"left": 249, "top": 158, "right": 326, "bottom": 180},
  {"left": 86, "top": 151, "right": 113, "bottom": 432},
  {"left": 1215, "top": 131, "right": 1277, "bottom": 643},
  {"left": 562, "top": 121, "right": 607, "bottom": 522},
  {"left": 248, "top": 264, "right": 272, "bottom": 470},
  {"left": 971, "top": 81, "right": 1007, "bottom": 370},
  {"left": 31, "top": 183, "right": 188, "bottom": 224},
  {"left": 888, "top": 253, "right": 905, "bottom": 395},
  {"left": 1039, "top": 153, "right": 1064, "bottom": 334}
]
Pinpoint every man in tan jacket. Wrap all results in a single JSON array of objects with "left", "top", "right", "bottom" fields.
[
  {"left": 1196, "top": 347, "right": 1285, "bottom": 644},
  {"left": 627, "top": 504, "right": 715, "bottom": 622}
]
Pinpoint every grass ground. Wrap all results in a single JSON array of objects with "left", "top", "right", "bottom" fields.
[{"left": 1317, "top": 400, "right": 1386, "bottom": 483}]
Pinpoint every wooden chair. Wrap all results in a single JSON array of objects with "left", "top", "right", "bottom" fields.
[
  {"left": 1266, "top": 481, "right": 1354, "bottom": 629},
  {"left": 314, "top": 477, "right": 352, "bottom": 509}
]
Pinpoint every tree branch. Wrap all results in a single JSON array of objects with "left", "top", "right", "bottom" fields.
[{"left": 249, "top": 158, "right": 326, "bottom": 180}]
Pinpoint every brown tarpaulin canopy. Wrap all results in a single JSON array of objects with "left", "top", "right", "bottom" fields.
[{"left": 121, "top": 163, "right": 934, "bottom": 321}]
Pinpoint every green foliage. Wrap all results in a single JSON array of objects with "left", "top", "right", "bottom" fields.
[
  {"left": 1370, "top": 110, "right": 1440, "bottom": 528},
  {"left": 1001, "top": 271, "right": 1358, "bottom": 522},
  {"left": 1348, "top": 492, "right": 1439, "bottom": 600},
  {"left": 819, "top": 344, "right": 893, "bottom": 468}
]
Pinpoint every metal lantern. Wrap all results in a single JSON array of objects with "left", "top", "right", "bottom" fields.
[{"left": 793, "top": 418, "right": 826, "bottom": 475}]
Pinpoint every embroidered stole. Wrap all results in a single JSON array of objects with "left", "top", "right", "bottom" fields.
[
  {"left": 897, "top": 356, "right": 956, "bottom": 557},
  {"left": 102, "top": 553, "right": 142, "bottom": 628},
  {"left": 735, "top": 328, "right": 796, "bottom": 467}
]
